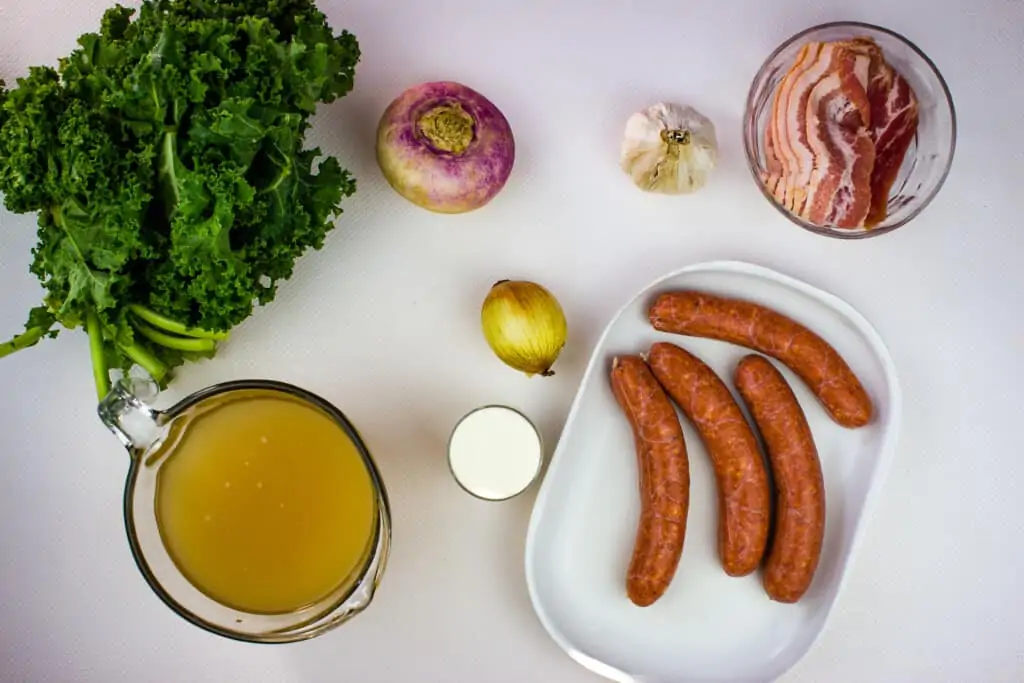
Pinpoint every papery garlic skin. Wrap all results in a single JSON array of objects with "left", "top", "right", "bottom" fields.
[{"left": 620, "top": 102, "right": 718, "bottom": 194}]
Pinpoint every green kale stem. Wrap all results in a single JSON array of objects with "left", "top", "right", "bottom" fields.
[
  {"left": 86, "top": 311, "right": 110, "bottom": 401},
  {"left": 129, "top": 304, "right": 229, "bottom": 340},
  {"left": 119, "top": 340, "right": 169, "bottom": 384},
  {"left": 134, "top": 320, "right": 216, "bottom": 352},
  {"left": 0, "top": 327, "right": 48, "bottom": 358}
]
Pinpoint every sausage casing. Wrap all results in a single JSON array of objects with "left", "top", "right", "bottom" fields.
[
  {"left": 647, "top": 342, "right": 770, "bottom": 577},
  {"left": 610, "top": 355, "right": 690, "bottom": 606},
  {"left": 648, "top": 290, "right": 873, "bottom": 428},
  {"left": 734, "top": 354, "right": 826, "bottom": 603}
]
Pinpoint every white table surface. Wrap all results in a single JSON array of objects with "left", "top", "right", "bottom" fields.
[{"left": 1, "top": 1, "right": 1022, "bottom": 681}]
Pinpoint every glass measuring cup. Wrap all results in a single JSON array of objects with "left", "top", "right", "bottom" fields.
[{"left": 98, "top": 377, "right": 391, "bottom": 643}]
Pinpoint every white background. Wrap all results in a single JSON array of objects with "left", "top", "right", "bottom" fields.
[{"left": 0, "top": 0, "right": 1021, "bottom": 681}]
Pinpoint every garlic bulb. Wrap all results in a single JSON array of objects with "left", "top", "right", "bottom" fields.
[{"left": 620, "top": 102, "right": 718, "bottom": 194}]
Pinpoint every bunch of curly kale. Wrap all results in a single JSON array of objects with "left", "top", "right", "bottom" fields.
[{"left": 0, "top": 0, "right": 359, "bottom": 398}]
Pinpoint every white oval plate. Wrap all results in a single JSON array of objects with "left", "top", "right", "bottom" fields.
[{"left": 524, "top": 260, "right": 901, "bottom": 683}]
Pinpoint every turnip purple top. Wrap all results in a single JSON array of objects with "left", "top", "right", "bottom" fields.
[{"left": 376, "top": 81, "right": 516, "bottom": 213}]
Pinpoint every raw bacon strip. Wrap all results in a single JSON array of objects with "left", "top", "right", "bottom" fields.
[
  {"left": 769, "top": 43, "right": 822, "bottom": 209},
  {"left": 835, "top": 36, "right": 919, "bottom": 226},
  {"left": 835, "top": 38, "right": 894, "bottom": 128},
  {"left": 822, "top": 126, "right": 876, "bottom": 227},
  {"left": 763, "top": 124, "right": 784, "bottom": 196},
  {"left": 865, "top": 70, "right": 918, "bottom": 226},
  {"left": 780, "top": 42, "right": 856, "bottom": 214},
  {"left": 786, "top": 43, "right": 860, "bottom": 216},
  {"left": 802, "top": 49, "right": 876, "bottom": 228}
]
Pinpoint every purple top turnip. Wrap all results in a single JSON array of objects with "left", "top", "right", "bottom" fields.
[{"left": 375, "top": 81, "right": 515, "bottom": 214}]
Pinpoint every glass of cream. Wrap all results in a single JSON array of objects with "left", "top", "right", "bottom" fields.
[{"left": 447, "top": 405, "right": 544, "bottom": 501}]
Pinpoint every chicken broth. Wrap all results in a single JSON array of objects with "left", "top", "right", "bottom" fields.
[{"left": 152, "top": 390, "right": 377, "bottom": 615}]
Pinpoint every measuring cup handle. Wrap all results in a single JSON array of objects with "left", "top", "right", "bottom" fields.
[{"left": 97, "top": 377, "right": 164, "bottom": 453}]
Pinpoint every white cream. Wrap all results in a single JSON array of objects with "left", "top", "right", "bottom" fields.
[{"left": 448, "top": 406, "right": 543, "bottom": 501}]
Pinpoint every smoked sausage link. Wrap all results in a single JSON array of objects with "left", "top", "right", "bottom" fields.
[
  {"left": 647, "top": 342, "right": 770, "bottom": 577},
  {"left": 610, "top": 355, "right": 691, "bottom": 607},
  {"left": 648, "top": 291, "right": 873, "bottom": 428},
  {"left": 734, "top": 354, "right": 826, "bottom": 603}
]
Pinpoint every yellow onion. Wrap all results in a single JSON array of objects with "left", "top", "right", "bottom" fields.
[{"left": 481, "top": 280, "right": 567, "bottom": 377}]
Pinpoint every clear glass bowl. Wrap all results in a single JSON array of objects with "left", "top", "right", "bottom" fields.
[{"left": 743, "top": 21, "right": 957, "bottom": 239}]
